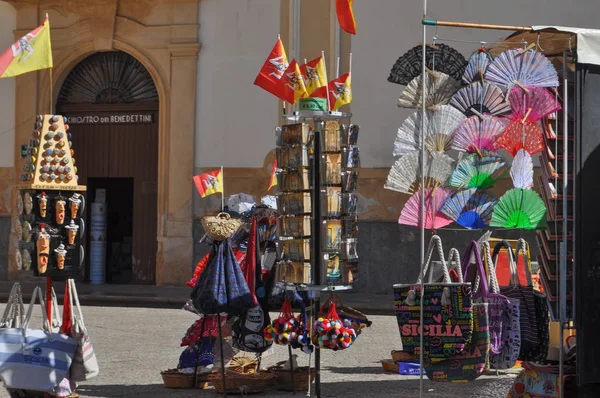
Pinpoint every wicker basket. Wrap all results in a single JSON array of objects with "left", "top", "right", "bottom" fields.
[
  {"left": 209, "top": 370, "right": 277, "bottom": 394},
  {"left": 269, "top": 366, "right": 315, "bottom": 391},
  {"left": 201, "top": 212, "right": 242, "bottom": 241},
  {"left": 160, "top": 369, "right": 210, "bottom": 389}
]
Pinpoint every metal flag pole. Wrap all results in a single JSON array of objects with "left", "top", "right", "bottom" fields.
[
  {"left": 336, "top": 56, "right": 341, "bottom": 78},
  {"left": 419, "top": 0, "right": 427, "bottom": 396},
  {"left": 221, "top": 166, "right": 225, "bottom": 212},
  {"left": 321, "top": 51, "right": 331, "bottom": 112}
]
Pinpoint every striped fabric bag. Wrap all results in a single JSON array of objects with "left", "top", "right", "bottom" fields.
[
  {"left": 0, "top": 286, "right": 77, "bottom": 392},
  {"left": 68, "top": 278, "right": 100, "bottom": 381}
]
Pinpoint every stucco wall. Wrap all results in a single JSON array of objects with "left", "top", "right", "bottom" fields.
[
  {"left": 195, "top": 0, "right": 281, "bottom": 169},
  {"left": 0, "top": 1, "right": 15, "bottom": 168}
]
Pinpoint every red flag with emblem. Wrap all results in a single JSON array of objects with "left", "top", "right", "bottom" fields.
[{"left": 254, "top": 38, "right": 289, "bottom": 100}]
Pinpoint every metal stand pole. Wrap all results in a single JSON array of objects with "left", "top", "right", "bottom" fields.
[
  {"left": 419, "top": 1, "right": 427, "bottom": 397},
  {"left": 288, "top": 344, "right": 297, "bottom": 394},
  {"left": 312, "top": 125, "right": 323, "bottom": 398},
  {"left": 217, "top": 314, "right": 227, "bottom": 397}
]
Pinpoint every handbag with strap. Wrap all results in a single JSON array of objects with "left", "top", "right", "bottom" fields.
[
  {"left": 394, "top": 235, "right": 474, "bottom": 363},
  {"left": 483, "top": 241, "right": 521, "bottom": 370},
  {"left": 68, "top": 279, "right": 100, "bottom": 381},
  {"left": 424, "top": 241, "right": 490, "bottom": 382},
  {"left": 0, "top": 286, "right": 77, "bottom": 392}
]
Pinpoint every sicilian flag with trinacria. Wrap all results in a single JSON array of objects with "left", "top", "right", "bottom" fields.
[
  {"left": 312, "top": 72, "right": 353, "bottom": 111},
  {"left": 300, "top": 56, "right": 327, "bottom": 96},
  {"left": 194, "top": 169, "right": 223, "bottom": 198},
  {"left": 336, "top": 0, "right": 357, "bottom": 35},
  {"left": 254, "top": 38, "right": 289, "bottom": 99},
  {"left": 267, "top": 159, "right": 278, "bottom": 191},
  {"left": 0, "top": 15, "right": 53, "bottom": 78},
  {"left": 280, "top": 59, "right": 308, "bottom": 104}
]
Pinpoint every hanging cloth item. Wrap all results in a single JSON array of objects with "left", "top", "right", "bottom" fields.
[
  {"left": 232, "top": 218, "right": 273, "bottom": 353},
  {"left": 190, "top": 240, "right": 254, "bottom": 316}
]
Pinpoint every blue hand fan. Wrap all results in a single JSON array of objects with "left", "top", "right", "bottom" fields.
[{"left": 441, "top": 188, "right": 497, "bottom": 229}]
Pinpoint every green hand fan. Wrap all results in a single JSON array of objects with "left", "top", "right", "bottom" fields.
[
  {"left": 449, "top": 154, "right": 508, "bottom": 190},
  {"left": 490, "top": 188, "right": 547, "bottom": 230}
]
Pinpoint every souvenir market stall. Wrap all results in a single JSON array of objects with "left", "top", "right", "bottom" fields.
[{"left": 383, "top": 3, "right": 600, "bottom": 395}]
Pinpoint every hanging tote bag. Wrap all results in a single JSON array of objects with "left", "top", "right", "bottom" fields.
[
  {"left": 469, "top": 241, "right": 510, "bottom": 356},
  {"left": 68, "top": 279, "right": 100, "bottom": 381},
  {"left": 190, "top": 240, "right": 254, "bottom": 316},
  {"left": 0, "top": 287, "right": 77, "bottom": 392},
  {"left": 516, "top": 239, "right": 549, "bottom": 362},
  {"left": 483, "top": 242, "right": 521, "bottom": 370},
  {"left": 424, "top": 241, "right": 491, "bottom": 382},
  {"left": 394, "top": 235, "right": 474, "bottom": 363}
]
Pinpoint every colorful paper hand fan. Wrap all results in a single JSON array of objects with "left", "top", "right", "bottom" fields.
[
  {"left": 490, "top": 188, "right": 547, "bottom": 230},
  {"left": 485, "top": 49, "right": 559, "bottom": 90},
  {"left": 452, "top": 115, "right": 508, "bottom": 154},
  {"left": 495, "top": 120, "right": 544, "bottom": 156},
  {"left": 510, "top": 149, "right": 534, "bottom": 189},
  {"left": 462, "top": 48, "right": 494, "bottom": 85},
  {"left": 397, "top": 72, "right": 462, "bottom": 110},
  {"left": 388, "top": 43, "right": 467, "bottom": 86},
  {"left": 393, "top": 105, "right": 466, "bottom": 156},
  {"left": 507, "top": 86, "right": 562, "bottom": 123},
  {"left": 384, "top": 151, "right": 454, "bottom": 194},
  {"left": 399, "top": 187, "right": 454, "bottom": 230},
  {"left": 449, "top": 154, "right": 508, "bottom": 190},
  {"left": 441, "top": 188, "right": 497, "bottom": 229},
  {"left": 449, "top": 82, "right": 511, "bottom": 117}
]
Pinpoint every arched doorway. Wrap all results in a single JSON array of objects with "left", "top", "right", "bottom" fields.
[{"left": 56, "top": 51, "right": 159, "bottom": 285}]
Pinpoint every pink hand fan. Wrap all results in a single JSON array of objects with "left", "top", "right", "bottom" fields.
[
  {"left": 496, "top": 120, "right": 545, "bottom": 156},
  {"left": 452, "top": 115, "right": 508, "bottom": 154},
  {"left": 507, "top": 86, "right": 562, "bottom": 123},
  {"left": 398, "top": 187, "right": 454, "bottom": 230}
]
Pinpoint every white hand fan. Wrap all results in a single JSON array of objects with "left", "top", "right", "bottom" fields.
[
  {"left": 449, "top": 82, "right": 511, "bottom": 117},
  {"left": 510, "top": 149, "right": 534, "bottom": 189},
  {"left": 397, "top": 72, "right": 462, "bottom": 110},
  {"left": 384, "top": 151, "right": 454, "bottom": 194}
]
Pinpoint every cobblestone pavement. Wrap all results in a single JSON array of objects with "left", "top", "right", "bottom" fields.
[{"left": 0, "top": 306, "right": 517, "bottom": 398}]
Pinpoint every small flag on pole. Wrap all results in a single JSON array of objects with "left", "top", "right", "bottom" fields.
[
  {"left": 336, "top": 0, "right": 357, "bottom": 35},
  {"left": 311, "top": 72, "right": 352, "bottom": 111},
  {"left": 267, "top": 159, "right": 278, "bottom": 191},
  {"left": 281, "top": 59, "right": 308, "bottom": 104},
  {"left": 254, "top": 37, "right": 289, "bottom": 99},
  {"left": 194, "top": 169, "right": 223, "bottom": 198},
  {"left": 0, "top": 15, "right": 53, "bottom": 78},
  {"left": 300, "top": 56, "right": 328, "bottom": 96}
]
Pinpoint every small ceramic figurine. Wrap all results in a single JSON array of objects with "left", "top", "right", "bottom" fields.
[
  {"left": 22, "top": 250, "right": 32, "bottom": 271},
  {"left": 55, "top": 198, "right": 66, "bottom": 225},
  {"left": 15, "top": 251, "right": 22, "bottom": 271},
  {"left": 65, "top": 219, "right": 79, "bottom": 245},
  {"left": 36, "top": 225, "right": 50, "bottom": 274},
  {"left": 15, "top": 219, "right": 22, "bottom": 241},
  {"left": 22, "top": 221, "right": 32, "bottom": 242},
  {"left": 69, "top": 193, "right": 81, "bottom": 219},
  {"left": 16, "top": 193, "right": 23, "bottom": 216},
  {"left": 55, "top": 244, "right": 67, "bottom": 270},
  {"left": 24, "top": 193, "right": 33, "bottom": 215}
]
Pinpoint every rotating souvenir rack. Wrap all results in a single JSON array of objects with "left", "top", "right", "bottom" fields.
[
  {"left": 275, "top": 109, "right": 359, "bottom": 290},
  {"left": 15, "top": 114, "right": 86, "bottom": 281},
  {"left": 275, "top": 108, "right": 359, "bottom": 398}
]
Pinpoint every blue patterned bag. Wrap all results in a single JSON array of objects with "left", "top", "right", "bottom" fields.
[{"left": 190, "top": 240, "right": 254, "bottom": 316}]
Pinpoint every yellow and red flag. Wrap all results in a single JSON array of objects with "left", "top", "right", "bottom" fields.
[
  {"left": 336, "top": 0, "right": 357, "bottom": 35},
  {"left": 193, "top": 169, "right": 223, "bottom": 198},
  {"left": 300, "top": 56, "right": 327, "bottom": 96},
  {"left": 267, "top": 159, "right": 278, "bottom": 191},
  {"left": 281, "top": 59, "right": 308, "bottom": 104},
  {"left": 254, "top": 38, "right": 289, "bottom": 99},
  {"left": 311, "top": 72, "right": 353, "bottom": 111},
  {"left": 0, "top": 15, "right": 53, "bottom": 78}
]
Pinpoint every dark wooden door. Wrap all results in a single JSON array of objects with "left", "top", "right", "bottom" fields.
[{"left": 56, "top": 103, "right": 159, "bottom": 284}]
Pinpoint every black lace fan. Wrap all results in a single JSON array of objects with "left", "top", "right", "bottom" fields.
[{"left": 388, "top": 43, "right": 467, "bottom": 86}]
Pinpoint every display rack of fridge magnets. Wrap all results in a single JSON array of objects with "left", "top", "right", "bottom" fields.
[
  {"left": 275, "top": 108, "right": 360, "bottom": 397},
  {"left": 15, "top": 114, "right": 87, "bottom": 321}
]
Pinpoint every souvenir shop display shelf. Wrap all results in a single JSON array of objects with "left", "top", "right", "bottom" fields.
[
  {"left": 277, "top": 110, "right": 359, "bottom": 289},
  {"left": 15, "top": 114, "right": 87, "bottom": 280}
]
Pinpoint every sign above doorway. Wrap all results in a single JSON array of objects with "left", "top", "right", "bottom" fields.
[{"left": 65, "top": 114, "right": 153, "bottom": 125}]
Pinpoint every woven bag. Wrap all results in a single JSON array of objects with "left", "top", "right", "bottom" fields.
[{"left": 201, "top": 212, "right": 242, "bottom": 241}]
